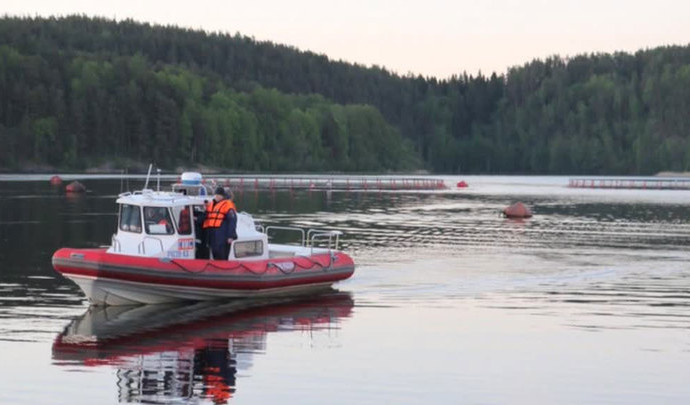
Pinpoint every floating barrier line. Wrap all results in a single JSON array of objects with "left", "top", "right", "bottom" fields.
[
  {"left": 568, "top": 178, "right": 690, "bottom": 190},
  {"left": 203, "top": 176, "right": 447, "bottom": 191}
]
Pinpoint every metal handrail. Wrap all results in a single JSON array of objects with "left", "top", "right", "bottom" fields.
[
  {"left": 309, "top": 232, "right": 342, "bottom": 255},
  {"left": 265, "top": 226, "right": 306, "bottom": 246},
  {"left": 306, "top": 229, "right": 342, "bottom": 248},
  {"left": 111, "top": 235, "right": 121, "bottom": 252},
  {"left": 138, "top": 236, "right": 164, "bottom": 255}
]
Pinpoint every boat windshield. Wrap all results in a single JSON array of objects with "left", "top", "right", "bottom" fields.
[
  {"left": 234, "top": 240, "right": 264, "bottom": 258},
  {"left": 119, "top": 204, "right": 142, "bottom": 233}
]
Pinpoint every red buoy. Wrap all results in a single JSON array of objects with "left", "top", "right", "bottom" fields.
[
  {"left": 503, "top": 202, "right": 532, "bottom": 218},
  {"left": 65, "top": 181, "right": 86, "bottom": 193},
  {"left": 49, "top": 175, "right": 63, "bottom": 186},
  {"left": 457, "top": 180, "right": 468, "bottom": 188}
]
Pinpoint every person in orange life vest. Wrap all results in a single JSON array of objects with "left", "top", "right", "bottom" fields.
[
  {"left": 144, "top": 207, "right": 173, "bottom": 233},
  {"left": 202, "top": 187, "right": 238, "bottom": 260}
]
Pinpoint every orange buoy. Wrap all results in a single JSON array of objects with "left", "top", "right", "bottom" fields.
[
  {"left": 503, "top": 202, "right": 532, "bottom": 218},
  {"left": 65, "top": 181, "right": 86, "bottom": 193},
  {"left": 49, "top": 175, "right": 63, "bottom": 186},
  {"left": 457, "top": 180, "right": 468, "bottom": 188}
]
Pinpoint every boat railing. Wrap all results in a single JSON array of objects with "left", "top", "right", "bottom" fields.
[
  {"left": 138, "top": 237, "right": 164, "bottom": 255},
  {"left": 265, "top": 226, "right": 343, "bottom": 251},
  {"left": 265, "top": 226, "right": 306, "bottom": 246},
  {"left": 306, "top": 229, "right": 341, "bottom": 247},
  {"left": 111, "top": 235, "right": 121, "bottom": 253},
  {"left": 118, "top": 189, "right": 152, "bottom": 198},
  {"left": 309, "top": 231, "right": 343, "bottom": 254}
]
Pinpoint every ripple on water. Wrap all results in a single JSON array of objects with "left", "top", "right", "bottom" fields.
[
  {"left": 0, "top": 276, "right": 86, "bottom": 343},
  {"left": 489, "top": 265, "right": 690, "bottom": 333}
]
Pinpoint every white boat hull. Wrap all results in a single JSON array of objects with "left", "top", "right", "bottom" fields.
[{"left": 68, "top": 274, "right": 338, "bottom": 305}]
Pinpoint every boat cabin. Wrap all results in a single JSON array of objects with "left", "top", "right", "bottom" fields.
[
  {"left": 108, "top": 172, "right": 343, "bottom": 262},
  {"left": 108, "top": 188, "right": 268, "bottom": 261}
]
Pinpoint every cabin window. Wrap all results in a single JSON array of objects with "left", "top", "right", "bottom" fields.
[
  {"left": 234, "top": 240, "right": 264, "bottom": 258},
  {"left": 144, "top": 207, "right": 174, "bottom": 235},
  {"left": 172, "top": 205, "right": 193, "bottom": 235},
  {"left": 119, "top": 204, "right": 142, "bottom": 233}
]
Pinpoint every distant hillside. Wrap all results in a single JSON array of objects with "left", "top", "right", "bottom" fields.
[
  {"left": 0, "top": 16, "right": 418, "bottom": 172},
  {"left": 1, "top": 15, "right": 690, "bottom": 174}
]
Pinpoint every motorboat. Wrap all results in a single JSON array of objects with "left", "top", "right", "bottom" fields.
[{"left": 52, "top": 171, "right": 355, "bottom": 305}]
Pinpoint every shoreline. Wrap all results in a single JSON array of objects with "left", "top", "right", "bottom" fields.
[{"left": 655, "top": 171, "right": 690, "bottom": 177}]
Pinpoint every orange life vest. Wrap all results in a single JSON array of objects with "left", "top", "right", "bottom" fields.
[{"left": 202, "top": 199, "right": 236, "bottom": 229}]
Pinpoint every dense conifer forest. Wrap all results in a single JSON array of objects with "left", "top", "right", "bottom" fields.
[{"left": 1, "top": 15, "right": 689, "bottom": 174}]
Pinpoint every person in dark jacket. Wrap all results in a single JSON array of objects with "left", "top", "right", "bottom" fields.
[
  {"left": 194, "top": 204, "right": 210, "bottom": 259},
  {"left": 202, "top": 187, "right": 238, "bottom": 260}
]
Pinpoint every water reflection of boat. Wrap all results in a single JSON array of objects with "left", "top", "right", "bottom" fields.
[{"left": 52, "top": 292, "right": 353, "bottom": 404}]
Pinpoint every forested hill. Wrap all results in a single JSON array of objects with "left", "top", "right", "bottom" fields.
[
  {"left": 1, "top": 15, "right": 690, "bottom": 174},
  {"left": 0, "top": 16, "right": 418, "bottom": 172}
]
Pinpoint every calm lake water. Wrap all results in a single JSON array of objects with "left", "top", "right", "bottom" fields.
[{"left": 1, "top": 175, "right": 689, "bottom": 404}]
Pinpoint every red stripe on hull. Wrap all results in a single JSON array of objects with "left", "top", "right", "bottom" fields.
[{"left": 52, "top": 248, "right": 355, "bottom": 291}]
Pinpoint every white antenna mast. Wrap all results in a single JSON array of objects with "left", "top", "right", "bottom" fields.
[
  {"left": 156, "top": 168, "right": 161, "bottom": 191},
  {"left": 143, "top": 163, "right": 153, "bottom": 190}
]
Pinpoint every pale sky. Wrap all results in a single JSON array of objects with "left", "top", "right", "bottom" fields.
[{"left": 4, "top": 0, "right": 690, "bottom": 78}]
